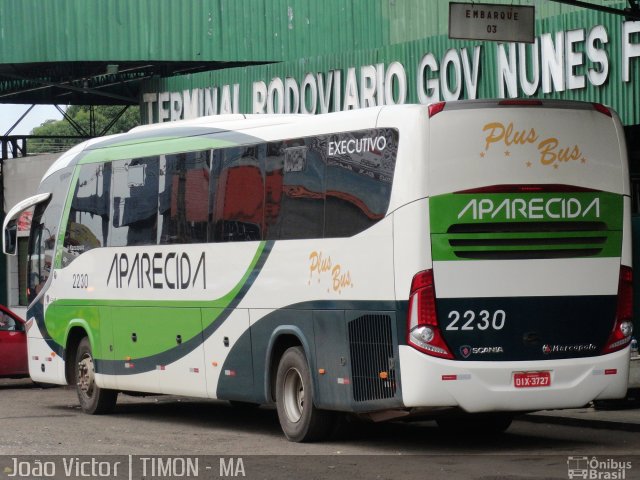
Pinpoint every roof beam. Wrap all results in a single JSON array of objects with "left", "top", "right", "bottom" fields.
[
  {"left": 547, "top": 0, "right": 640, "bottom": 21},
  {"left": 98, "top": 105, "right": 130, "bottom": 136},
  {"left": 0, "top": 71, "right": 137, "bottom": 103},
  {"left": 54, "top": 105, "right": 89, "bottom": 137}
]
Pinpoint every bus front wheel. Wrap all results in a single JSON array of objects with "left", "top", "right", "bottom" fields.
[
  {"left": 275, "top": 346, "right": 334, "bottom": 442},
  {"left": 75, "top": 337, "right": 118, "bottom": 414}
]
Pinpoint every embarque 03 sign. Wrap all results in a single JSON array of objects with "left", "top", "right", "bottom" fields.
[{"left": 448, "top": 2, "right": 535, "bottom": 43}]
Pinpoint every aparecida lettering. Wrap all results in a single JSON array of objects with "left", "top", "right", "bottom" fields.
[
  {"left": 107, "top": 251, "right": 206, "bottom": 289},
  {"left": 457, "top": 197, "right": 600, "bottom": 220}
]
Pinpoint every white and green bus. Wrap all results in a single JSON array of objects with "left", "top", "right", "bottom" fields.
[{"left": 3, "top": 100, "right": 634, "bottom": 441}]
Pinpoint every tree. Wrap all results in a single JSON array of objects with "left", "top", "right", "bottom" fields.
[{"left": 29, "top": 105, "right": 140, "bottom": 154}]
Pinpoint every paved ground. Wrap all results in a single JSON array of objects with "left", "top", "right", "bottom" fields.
[
  {"left": 523, "top": 388, "right": 640, "bottom": 432},
  {"left": 1, "top": 378, "right": 639, "bottom": 479}
]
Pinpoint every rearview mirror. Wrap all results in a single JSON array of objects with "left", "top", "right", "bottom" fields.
[
  {"left": 2, "top": 192, "right": 52, "bottom": 256},
  {"left": 3, "top": 220, "right": 17, "bottom": 255}
]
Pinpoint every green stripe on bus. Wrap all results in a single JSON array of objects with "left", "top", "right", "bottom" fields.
[
  {"left": 77, "top": 136, "right": 238, "bottom": 165},
  {"left": 46, "top": 241, "right": 267, "bottom": 359}
]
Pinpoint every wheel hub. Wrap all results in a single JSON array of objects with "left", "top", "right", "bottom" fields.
[
  {"left": 283, "top": 367, "right": 304, "bottom": 423},
  {"left": 77, "top": 354, "right": 95, "bottom": 395}
]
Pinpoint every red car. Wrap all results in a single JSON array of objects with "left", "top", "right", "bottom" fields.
[{"left": 0, "top": 305, "right": 28, "bottom": 378}]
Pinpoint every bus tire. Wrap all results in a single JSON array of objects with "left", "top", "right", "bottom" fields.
[
  {"left": 275, "top": 346, "right": 334, "bottom": 442},
  {"left": 75, "top": 337, "right": 118, "bottom": 415}
]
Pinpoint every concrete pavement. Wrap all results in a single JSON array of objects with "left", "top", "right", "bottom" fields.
[
  {"left": 522, "top": 355, "right": 640, "bottom": 432},
  {"left": 523, "top": 389, "right": 640, "bottom": 432}
]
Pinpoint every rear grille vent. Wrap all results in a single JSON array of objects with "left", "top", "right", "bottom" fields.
[
  {"left": 446, "top": 221, "right": 610, "bottom": 260},
  {"left": 348, "top": 314, "right": 396, "bottom": 402},
  {"left": 448, "top": 221, "right": 607, "bottom": 234},
  {"left": 453, "top": 249, "right": 602, "bottom": 260}
]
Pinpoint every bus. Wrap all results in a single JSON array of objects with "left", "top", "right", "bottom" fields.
[{"left": 3, "top": 100, "right": 634, "bottom": 442}]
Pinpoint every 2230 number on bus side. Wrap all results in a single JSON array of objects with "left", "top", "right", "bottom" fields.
[
  {"left": 446, "top": 309, "right": 506, "bottom": 331},
  {"left": 72, "top": 273, "right": 89, "bottom": 289}
]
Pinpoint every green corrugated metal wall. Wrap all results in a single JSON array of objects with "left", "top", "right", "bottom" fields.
[
  {"left": 142, "top": 1, "right": 640, "bottom": 126},
  {"left": 0, "top": 0, "right": 620, "bottom": 63},
  {"left": 1, "top": 0, "right": 393, "bottom": 62},
  {"left": 1, "top": 0, "right": 636, "bottom": 123}
]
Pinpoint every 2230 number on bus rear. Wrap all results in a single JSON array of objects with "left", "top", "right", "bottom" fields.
[{"left": 446, "top": 309, "right": 506, "bottom": 331}]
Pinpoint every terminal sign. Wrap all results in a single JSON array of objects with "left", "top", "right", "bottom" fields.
[{"left": 449, "top": 2, "right": 534, "bottom": 44}]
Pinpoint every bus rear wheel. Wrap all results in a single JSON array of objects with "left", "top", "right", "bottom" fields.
[
  {"left": 275, "top": 346, "right": 335, "bottom": 442},
  {"left": 75, "top": 337, "right": 118, "bottom": 414}
]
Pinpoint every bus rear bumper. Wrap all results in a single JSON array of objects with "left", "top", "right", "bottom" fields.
[{"left": 399, "top": 346, "right": 630, "bottom": 413}]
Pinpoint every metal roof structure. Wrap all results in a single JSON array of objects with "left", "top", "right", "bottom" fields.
[
  {"left": 0, "top": 60, "right": 259, "bottom": 105},
  {"left": 2, "top": 0, "right": 634, "bottom": 106},
  {"left": 0, "top": 0, "right": 399, "bottom": 105}
]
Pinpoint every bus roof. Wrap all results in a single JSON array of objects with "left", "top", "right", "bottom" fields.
[{"left": 42, "top": 100, "right": 620, "bottom": 182}]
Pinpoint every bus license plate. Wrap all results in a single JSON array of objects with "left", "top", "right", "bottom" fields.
[{"left": 513, "top": 371, "right": 551, "bottom": 388}]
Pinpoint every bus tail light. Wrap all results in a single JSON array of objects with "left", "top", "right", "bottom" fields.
[
  {"left": 592, "top": 103, "right": 612, "bottom": 117},
  {"left": 407, "top": 270, "right": 454, "bottom": 359},
  {"left": 428, "top": 102, "right": 446, "bottom": 118},
  {"left": 602, "top": 266, "right": 633, "bottom": 354}
]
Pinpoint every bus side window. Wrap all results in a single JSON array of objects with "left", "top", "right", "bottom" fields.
[
  {"left": 324, "top": 129, "right": 397, "bottom": 237},
  {"left": 264, "top": 139, "right": 325, "bottom": 240},
  {"left": 110, "top": 157, "right": 159, "bottom": 247},
  {"left": 27, "top": 167, "right": 74, "bottom": 299},
  {"left": 158, "top": 151, "right": 210, "bottom": 245},
  {"left": 63, "top": 163, "right": 112, "bottom": 261},
  {"left": 211, "top": 145, "right": 265, "bottom": 242}
]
